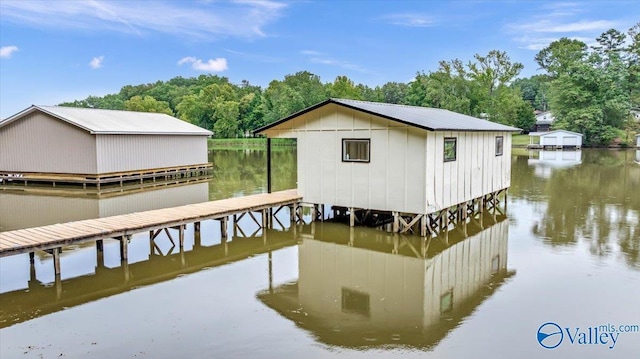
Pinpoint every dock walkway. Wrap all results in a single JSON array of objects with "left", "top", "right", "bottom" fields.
[{"left": 0, "top": 189, "right": 301, "bottom": 273}]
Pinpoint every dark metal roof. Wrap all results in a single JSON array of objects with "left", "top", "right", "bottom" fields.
[{"left": 254, "top": 98, "right": 521, "bottom": 134}]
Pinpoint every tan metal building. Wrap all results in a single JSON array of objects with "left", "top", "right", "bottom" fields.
[
  {"left": 0, "top": 105, "right": 212, "bottom": 179},
  {"left": 256, "top": 99, "right": 519, "bottom": 230}
]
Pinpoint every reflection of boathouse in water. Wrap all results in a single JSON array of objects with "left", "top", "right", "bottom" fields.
[
  {"left": 258, "top": 215, "right": 514, "bottom": 348},
  {"left": 527, "top": 150, "right": 582, "bottom": 179},
  {"left": 0, "top": 182, "right": 210, "bottom": 232}
]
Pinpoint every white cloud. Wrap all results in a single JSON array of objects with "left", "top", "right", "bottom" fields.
[
  {"left": 511, "top": 19, "right": 619, "bottom": 34},
  {"left": 178, "top": 57, "right": 228, "bottom": 72},
  {"left": 89, "top": 56, "right": 104, "bottom": 69},
  {"left": 300, "top": 50, "right": 371, "bottom": 74},
  {"left": 0, "top": 0, "right": 287, "bottom": 40},
  {"left": 0, "top": 45, "right": 19, "bottom": 58},
  {"left": 506, "top": 1, "right": 624, "bottom": 51},
  {"left": 382, "top": 13, "right": 434, "bottom": 27}
]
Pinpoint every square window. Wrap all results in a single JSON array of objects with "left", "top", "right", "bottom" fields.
[
  {"left": 496, "top": 136, "right": 504, "bottom": 156},
  {"left": 342, "top": 288, "right": 370, "bottom": 316},
  {"left": 444, "top": 138, "right": 457, "bottom": 162},
  {"left": 342, "top": 139, "right": 370, "bottom": 163},
  {"left": 440, "top": 291, "right": 453, "bottom": 314}
]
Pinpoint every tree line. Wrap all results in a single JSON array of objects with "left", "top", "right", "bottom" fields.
[{"left": 61, "top": 24, "right": 639, "bottom": 145}]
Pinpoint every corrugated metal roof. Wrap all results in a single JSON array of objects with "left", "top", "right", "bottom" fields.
[
  {"left": 255, "top": 98, "right": 521, "bottom": 134},
  {"left": 0, "top": 105, "right": 212, "bottom": 136}
]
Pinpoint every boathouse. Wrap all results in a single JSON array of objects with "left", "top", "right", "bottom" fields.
[
  {"left": 0, "top": 105, "right": 212, "bottom": 186},
  {"left": 259, "top": 218, "right": 514, "bottom": 348},
  {"left": 255, "top": 98, "right": 519, "bottom": 235},
  {"left": 537, "top": 129, "right": 582, "bottom": 149}
]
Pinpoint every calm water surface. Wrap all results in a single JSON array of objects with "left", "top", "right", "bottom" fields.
[{"left": 0, "top": 148, "right": 638, "bottom": 359}]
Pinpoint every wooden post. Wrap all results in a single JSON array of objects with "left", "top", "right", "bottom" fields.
[
  {"left": 420, "top": 215, "right": 427, "bottom": 237},
  {"left": 262, "top": 209, "right": 268, "bottom": 228},
  {"left": 392, "top": 211, "right": 399, "bottom": 233},
  {"left": 266, "top": 137, "right": 272, "bottom": 193},
  {"left": 29, "top": 258, "right": 37, "bottom": 282},
  {"left": 29, "top": 251, "right": 35, "bottom": 264},
  {"left": 504, "top": 189, "right": 508, "bottom": 212},
  {"left": 194, "top": 225, "right": 202, "bottom": 248},
  {"left": 220, "top": 217, "right": 228, "bottom": 238},
  {"left": 392, "top": 234, "right": 399, "bottom": 254},
  {"left": 96, "top": 243, "right": 104, "bottom": 268},
  {"left": 179, "top": 225, "right": 185, "bottom": 248},
  {"left": 349, "top": 208, "right": 355, "bottom": 227},
  {"left": 52, "top": 247, "right": 61, "bottom": 276},
  {"left": 119, "top": 235, "right": 129, "bottom": 262},
  {"left": 97, "top": 239, "right": 103, "bottom": 252},
  {"left": 268, "top": 251, "right": 273, "bottom": 293}
]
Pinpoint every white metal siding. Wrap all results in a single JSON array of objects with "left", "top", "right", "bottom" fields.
[
  {"left": 563, "top": 136, "right": 577, "bottom": 146},
  {"left": 425, "top": 131, "right": 511, "bottom": 212},
  {"left": 265, "top": 104, "right": 512, "bottom": 214},
  {"left": 541, "top": 136, "right": 557, "bottom": 146},
  {"left": 96, "top": 134, "right": 208, "bottom": 173},
  {"left": 0, "top": 112, "right": 97, "bottom": 173},
  {"left": 282, "top": 104, "right": 427, "bottom": 213}
]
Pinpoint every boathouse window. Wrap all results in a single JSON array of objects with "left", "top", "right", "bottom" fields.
[
  {"left": 342, "top": 288, "right": 370, "bottom": 316},
  {"left": 342, "top": 139, "right": 370, "bottom": 163},
  {"left": 495, "top": 136, "right": 504, "bottom": 156},
  {"left": 444, "top": 138, "right": 457, "bottom": 162},
  {"left": 440, "top": 290, "right": 453, "bottom": 313}
]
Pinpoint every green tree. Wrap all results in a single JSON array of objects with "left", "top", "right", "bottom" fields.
[
  {"left": 535, "top": 38, "right": 587, "bottom": 77},
  {"left": 380, "top": 82, "right": 408, "bottom": 104},
  {"left": 124, "top": 95, "right": 173, "bottom": 115},
  {"left": 213, "top": 101, "right": 240, "bottom": 138},
  {"left": 328, "top": 75, "right": 362, "bottom": 99}
]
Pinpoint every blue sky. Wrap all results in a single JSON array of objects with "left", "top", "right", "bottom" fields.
[{"left": 0, "top": 0, "right": 638, "bottom": 119}]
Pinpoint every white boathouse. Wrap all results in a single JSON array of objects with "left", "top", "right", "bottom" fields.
[{"left": 255, "top": 99, "right": 520, "bottom": 236}]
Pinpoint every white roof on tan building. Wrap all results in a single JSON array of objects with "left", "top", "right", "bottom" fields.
[{"left": 0, "top": 105, "right": 212, "bottom": 136}]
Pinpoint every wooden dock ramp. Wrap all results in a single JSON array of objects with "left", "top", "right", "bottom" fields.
[{"left": 0, "top": 189, "right": 301, "bottom": 274}]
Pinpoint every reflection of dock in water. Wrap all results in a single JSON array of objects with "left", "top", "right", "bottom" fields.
[
  {"left": 0, "top": 181, "right": 210, "bottom": 232},
  {"left": 0, "top": 227, "right": 297, "bottom": 328},
  {"left": 258, "top": 214, "right": 515, "bottom": 349}
]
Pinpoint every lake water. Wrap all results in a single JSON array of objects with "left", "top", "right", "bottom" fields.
[{"left": 0, "top": 148, "right": 638, "bottom": 359}]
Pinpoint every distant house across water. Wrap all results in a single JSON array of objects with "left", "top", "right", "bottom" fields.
[{"left": 533, "top": 111, "right": 554, "bottom": 132}]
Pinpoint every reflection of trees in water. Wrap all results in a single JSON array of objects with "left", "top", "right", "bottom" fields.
[
  {"left": 207, "top": 148, "right": 297, "bottom": 200},
  {"left": 514, "top": 150, "right": 639, "bottom": 269}
]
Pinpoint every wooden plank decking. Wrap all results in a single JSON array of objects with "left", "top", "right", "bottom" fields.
[{"left": 0, "top": 189, "right": 301, "bottom": 258}]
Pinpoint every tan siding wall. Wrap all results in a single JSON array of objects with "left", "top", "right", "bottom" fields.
[
  {"left": 95, "top": 134, "right": 208, "bottom": 173},
  {"left": 0, "top": 112, "right": 97, "bottom": 173},
  {"left": 425, "top": 131, "right": 511, "bottom": 211},
  {"left": 283, "top": 104, "right": 427, "bottom": 213},
  {"left": 265, "top": 104, "right": 513, "bottom": 214}
]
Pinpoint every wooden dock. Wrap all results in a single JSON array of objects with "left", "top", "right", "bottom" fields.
[
  {"left": 0, "top": 163, "right": 213, "bottom": 189},
  {"left": 0, "top": 189, "right": 301, "bottom": 274}
]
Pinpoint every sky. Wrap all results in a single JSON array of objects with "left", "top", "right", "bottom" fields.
[{"left": 0, "top": 0, "right": 638, "bottom": 119}]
